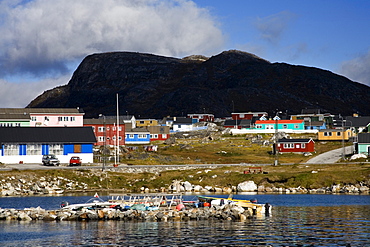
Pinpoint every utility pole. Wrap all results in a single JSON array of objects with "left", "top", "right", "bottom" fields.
[{"left": 273, "top": 110, "right": 281, "bottom": 166}]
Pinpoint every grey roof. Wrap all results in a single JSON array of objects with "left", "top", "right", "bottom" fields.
[
  {"left": 0, "top": 108, "right": 84, "bottom": 114},
  {"left": 278, "top": 138, "right": 313, "bottom": 143},
  {"left": 0, "top": 113, "right": 30, "bottom": 120},
  {"left": 0, "top": 127, "right": 96, "bottom": 144},
  {"left": 344, "top": 116, "right": 370, "bottom": 128},
  {"left": 84, "top": 118, "right": 122, "bottom": 125},
  {"left": 224, "top": 119, "right": 251, "bottom": 126},
  {"left": 173, "top": 117, "right": 193, "bottom": 124},
  {"left": 357, "top": 133, "right": 370, "bottom": 143},
  {"left": 126, "top": 128, "right": 150, "bottom": 133}
]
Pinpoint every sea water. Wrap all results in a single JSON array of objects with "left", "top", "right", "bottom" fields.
[{"left": 0, "top": 194, "right": 369, "bottom": 246}]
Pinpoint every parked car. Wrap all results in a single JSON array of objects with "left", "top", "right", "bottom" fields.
[
  {"left": 69, "top": 156, "right": 82, "bottom": 166},
  {"left": 42, "top": 154, "right": 60, "bottom": 166}
]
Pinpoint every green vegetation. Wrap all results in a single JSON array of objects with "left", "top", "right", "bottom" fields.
[
  {"left": 1, "top": 134, "right": 367, "bottom": 193},
  {"left": 1, "top": 163, "right": 369, "bottom": 193}
]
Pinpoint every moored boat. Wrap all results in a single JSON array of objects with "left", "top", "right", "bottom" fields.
[{"left": 197, "top": 195, "right": 272, "bottom": 216}]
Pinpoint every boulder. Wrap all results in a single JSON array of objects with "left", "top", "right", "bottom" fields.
[{"left": 237, "top": 181, "right": 257, "bottom": 192}]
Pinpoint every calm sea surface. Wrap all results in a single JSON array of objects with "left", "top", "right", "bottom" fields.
[{"left": 0, "top": 194, "right": 369, "bottom": 246}]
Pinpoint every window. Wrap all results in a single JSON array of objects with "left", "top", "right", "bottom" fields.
[
  {"left": 283, "top": 143, "right": 294, "bottom": 148},
  {"left": 98, "top": 136, "right": 105, "bottom": 142},
  {"left": 44, "top": 116, "right": 49, "bottom": 121},
  {"left": 31, "top": 116, "right": 37, "bottom": 121},
  {"left": 98, "top": 127, "right": 105, "bottom": 132},
  {"left": 63, "top": 117, "right": 69, "bottom": 121},
  {"left": 140, "top": 121, "right": 144, "bottom": 124},
  {"left": 337, "top": 132, "right": 341, "bottom": 136},
  {"left": 70, "top": 116, "right": 75, "bottom": 121},
  {"left": 118, "top": 136, "right": 122, "bottom": 140},
  {"left": 301, "top": 143, "right": 306, "bottom": 148},
  {"left": 138, "top": 134, "right": 146, "bottom": 138},
  {"left": 3, "top": 144, "right": 19, "bottom": 156},
  {"left": 324, "top": 132, "right": 332, "bottom": 136},
  {"left": 28, "top": 144, "right": 42, "bottom": 155},
  {"left": 256, "top": 125, "right": 262, "bottom": 129},
  {"left": 294, "top": 124, "right": 299, "bottom": 129},
  {"left": 58, "top": 117, "right": 63, "bottom": 121},
  {"left": 49, "top": 144, "right": 63, "bottom": 155},
  {"left": 129, "top": 134, "right": 134, "bottom": 138},
  {"left": 162, "top": 134, "right": 167, "bottom": 139},
  {"left": 150, "top": 134, "right": 158, "bottom": 139},
  {"left": 266, "top": 125, "right": 274, "bottom": 129},
  {"left": 283, "top": 124, "right": 288, "bottom": 129}
]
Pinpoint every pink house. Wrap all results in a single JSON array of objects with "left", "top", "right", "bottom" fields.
[{"left": 29, "top": 108, "right": 85, "bottom": 127}]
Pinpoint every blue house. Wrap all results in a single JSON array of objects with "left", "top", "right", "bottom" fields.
[
  {"left": 125, "top": 128, "right": 150, "bottom": 144},
  {"left": 0, "top": 127, "right": 96, "bottom": 164}
]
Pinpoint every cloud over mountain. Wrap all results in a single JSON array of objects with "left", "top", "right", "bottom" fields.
[{"left": 0, "top": 0, "right": 224, "bottom": 107}]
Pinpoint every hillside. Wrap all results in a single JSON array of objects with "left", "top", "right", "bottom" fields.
[{"left": 27, "top": 50, "right": 370, "bottom": 118}]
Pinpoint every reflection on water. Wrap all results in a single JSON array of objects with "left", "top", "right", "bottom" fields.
[{"left": 1, "top": 205, "right": 369, "bottom": 246}]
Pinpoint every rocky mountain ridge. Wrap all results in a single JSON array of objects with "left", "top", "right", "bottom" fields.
[{"left": 27, "top": 50, "right": 370, "bottom": 118}]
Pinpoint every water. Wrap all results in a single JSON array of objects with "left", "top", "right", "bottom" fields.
[{"left": 0, "top": 194, "right": 369, "bottom": 246}]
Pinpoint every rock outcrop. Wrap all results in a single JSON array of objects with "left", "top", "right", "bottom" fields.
[{"left": 27, "top": 50, "right": 370, "bottom": 118}]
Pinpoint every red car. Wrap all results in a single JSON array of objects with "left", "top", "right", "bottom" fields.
[{"left": 69, "top": 156, "right": 82, "bottom": 166}]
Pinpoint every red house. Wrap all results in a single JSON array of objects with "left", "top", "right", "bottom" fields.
[
  {"left": 277, "top": 138, "right": 315, "bottom": 153},
  {"left": 84, "top": 118, "right": 125, "bottom": 146},
  {"left": 147, "top": 125, "right": 170, "bottom": 141},
  {"left": 231, "top": 112, "right": 267, "bottom": 120},
  {"left": 187, "top": 114, "right": 215, "bottom": 122}
]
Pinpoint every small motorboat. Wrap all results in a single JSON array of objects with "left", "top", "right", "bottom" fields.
[
  {"left": 197, "top": 195, "right": 272, "bottom": 216},
  {"left": 61, "top": 194, "right": 118, "bottom": 210}
]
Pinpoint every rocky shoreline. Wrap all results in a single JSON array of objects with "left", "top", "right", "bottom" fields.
[
  {"left": 1, "top": 171, "right": 369, "bottom": 197},
  {"left": 0, "top": 203, "right": 263, "bottom": 222}
]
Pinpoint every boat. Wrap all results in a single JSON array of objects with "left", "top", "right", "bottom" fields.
[
  {"left": 60, "top": 196, "right": 118, "bottom": 210},
  {"left": 197, "top": 195, "right": 272, "bottom": 215}
]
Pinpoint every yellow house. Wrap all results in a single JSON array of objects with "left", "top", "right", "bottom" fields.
[
  {"left": 318, "top": 129, "right": 354, "bottom": 141},
  {"left": 136, "top": 119, "right": 158, "bottom": 127}
]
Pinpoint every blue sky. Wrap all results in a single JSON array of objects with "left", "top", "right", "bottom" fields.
[{"left": 0, "top": 0, "right": 369, "bottom": 107}]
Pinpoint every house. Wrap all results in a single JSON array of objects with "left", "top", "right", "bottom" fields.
[
  {"left": 187, "top": 114, "right": 215, "bottom": 123},
  {"left": 223, "top": 119, "right": 252, "bottom": 129},
  {"left": 344, "top": 116, "right": 370, "bottom": 133},
  {"left": 171, "top": 117, "right": 194, "bottom": 132},
  {"left": 147, "top": 125, "right": 170, "bottom": 141},
  {"left": 0, "top": 108, "right": 85, "bottom": 127},
  {"left": 277, "top": 138, "right": 315, "bottom": 153},
  {"left": 136, "top": 119, "right": 159, "bottom": 127},
  {"left": 84, "top": 118, "right": 125, "bottom": 146},
  {"left": 0, "top": 113, "right": 30, "bottom": 127},
  {"left": 231, "top": 112, "right": 267, "bottom": 120},
  {"left": 356, "top": 133, "right": 370, "bottom": 156},
  {"left": 0, "top": 127, "right": 96, "bottom": 164},
  {"left": 255, "top": 119, "right": 305, "bottom": 131},
  {"left": 318, "top": 129, "right": 354, "bottom": 141},
  {"left": 291, "top": 109, "right": 333, "bottom": 128},
  {"left": 125, "top": 128, "right": 151, "bottom": 144}
]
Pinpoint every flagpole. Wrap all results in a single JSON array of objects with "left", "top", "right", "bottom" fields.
[{"left": 116, "top": 93, "right": 120, "bottom": 166}]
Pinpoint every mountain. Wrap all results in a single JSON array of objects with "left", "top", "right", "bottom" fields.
[{"left": 27, "top": 50, "right": 370, "bottom": 118}]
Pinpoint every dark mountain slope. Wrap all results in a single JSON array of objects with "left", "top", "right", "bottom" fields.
[{"left": 27, "top": 50, "right": 370, "bottom": 118}]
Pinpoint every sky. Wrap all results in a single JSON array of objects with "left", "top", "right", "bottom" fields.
[{"left": 0, "top": 0, "right": 369, "bottom": 108}]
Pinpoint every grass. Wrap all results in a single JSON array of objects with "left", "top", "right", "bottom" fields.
[
  {"left": 1, "top": 163, "right": 369, "bottom": 193},
  {"left": 1, "top": 134, "right": 367, "bottom": 193}
]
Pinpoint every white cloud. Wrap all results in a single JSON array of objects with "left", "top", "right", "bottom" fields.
[
  {"left": 254, "top": 11, "right": 296, "bottom": 45},
  {"left": 339, "top": 50, "right": 370, "bottom": 86},
  {"left": 0, "top": 0, "right": 225, "bottom": 107},
  {"left": 0, "top": 75, "right": 70, "bottom": 107}
]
